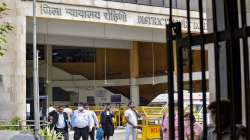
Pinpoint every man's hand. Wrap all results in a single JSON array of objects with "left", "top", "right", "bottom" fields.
[
  {"left": 48, "top": 116, "right": 53, "bottom": 123},
  {"left": 95, "top": 125, "right": 99, "bottom": 129},
  {"left": 133, "top": 125, "right": 140, "bottom": 129},
  {"left": 89, "top": 127, "right": 93, "bottom": 132}
]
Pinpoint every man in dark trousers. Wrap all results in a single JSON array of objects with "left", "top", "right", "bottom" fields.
[
  {"left": 71, "top": 103, "right": 94, "bottom": 140},
  {"left": 49, "top": 106, "right": 69, "bottom": 140}
]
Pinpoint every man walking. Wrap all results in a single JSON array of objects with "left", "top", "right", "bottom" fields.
[
  {"left": 49, "top": 106, "right": 69, "bottom": 140},
  {"left": 124, "top": 101, "right": 139, "bottom": 140},
  {"left": 84, "top": 104, "right": 99, "bottom": 140},
  {"left": 71, "top": 103, "right": 94, "bottom": 140}
]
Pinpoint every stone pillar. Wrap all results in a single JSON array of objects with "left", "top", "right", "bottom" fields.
[
  {"left": 130, "top": 42, "right": 140, "bottom": 106},
  {"left": 0, "top": 1, "right": 26, "bottom": 120},
  {"left": 45, "top": 45, "right": 53, "bottom": 104},
  {"left": 130, "top": 78, "right": 140, "bottom": 106}
]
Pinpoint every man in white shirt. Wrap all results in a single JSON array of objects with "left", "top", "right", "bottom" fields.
[
  {"left": 71, "top": 103, "right": 94, "bottom": 140},
  {"left": 84, "top": 104, "right": 99, "bottom": 140},
  {"left": 124, "top": 101, "right": 139, "bottom": 140},
  {"left": 49, "top": 106, "right": 69, "bottom": 140}
]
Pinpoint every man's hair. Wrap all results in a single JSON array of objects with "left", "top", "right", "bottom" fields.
[
  {"left": 65, "top": 105, "right": 69, "bottom": 108},
  {"left": 78, "top": 102, "right": 84, "bottom": 106},
  {"left": 58, "top": 105, "right": 64, "bottom": 109},
  {"left": 128, "top": 101, "right": 134, "bottom": 107},
  {"left": 84, "top": 103, "right": 89, "bottom": 109},
  {"left": 208, "top": 100, "right": 231, "bottom": 114}
]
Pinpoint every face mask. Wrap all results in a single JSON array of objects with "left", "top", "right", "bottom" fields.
[
  {"left": 78, "top": 106, "right": 84, "bottom": 111},
  {"left": 106, "top": 111, "right": 110, "bottom": 115}
]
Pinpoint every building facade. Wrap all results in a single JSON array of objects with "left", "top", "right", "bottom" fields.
[{"left": 0, "top": 0, "right": 213, "bottom": 121}]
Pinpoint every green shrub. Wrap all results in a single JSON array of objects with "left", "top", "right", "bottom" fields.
[
  {"left": 10, "top": 116, "right": 21, "bottom": 125},
  {"left": 0, "top": 121, "right": 9, "bottom": 130},
  {"left": 21, "top": 126, "right": 33, "bottom": 134},
  {"left": 10, "top": 116, "right": 21, "bottom": 130},
  {"left": 39, "top": 126, "right": 63, "bottom": 140},
  {"left": 0, "top": 116, "right": 22, "bottom": 131}
]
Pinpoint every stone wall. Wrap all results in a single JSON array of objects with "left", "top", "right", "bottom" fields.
[{"left": 0, "top": 0, "right": 26, "bottom": 121}]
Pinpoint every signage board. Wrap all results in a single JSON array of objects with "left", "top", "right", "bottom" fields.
[
  {"left": 111, "top": 95, "right": 121, "bottom": 103},
  {"left": 39, "top": 3, "right": 207, "bottom": 32}
]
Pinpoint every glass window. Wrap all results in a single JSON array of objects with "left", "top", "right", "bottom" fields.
[
  {"left": 137, "top": 0, "right": 150, "bottom": 5},
  {"left": 53, "top": 47, "right": 96, "bottom": 63},
  {"left": 122, "top": 0, "right": 137, "bottom": 4},
  {"left": 26, "top": 44, "right": 45, "bottom": 60},
  {"left": 151, "top": 0, "right": 164, "bottom": 7},
  {"left": 87, "top": 96, "right": 95, "bottom": 105},
  {"left": 104, "top": 0, "right": 203, "bottom": 10},
  {"left": 177, "top": 0, "right": 186, "bottom": 9},
  {"left": 112, "top": 0, "right": 123, "bottom": 2},
  {"left": 26, "top": 78, "right": 46, "bottom": 99},
  {"left": 164, "top": 0, "right": 177, "bottom": 8},
  {"left": 176, "top": 0, "right": 201, "bottom": 11},
  {"left": 190, "top": 0, "right": 199, "bottom": 11},
  {"left": 53, "top": 87, "right": 70, "bottom": 101}
]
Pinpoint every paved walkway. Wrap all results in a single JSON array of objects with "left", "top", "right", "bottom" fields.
[
  {"left": 0, "top": 129, "right": 127, "bottom": 140},
  {"left": 0, "top": 131, "right": 36, "bottom": 140},
  {"left": 69, "top": 129, "right": 126, "bottom": 140},
  {"left": 0, "top": 131, "right": 20, "bottom": 140}
]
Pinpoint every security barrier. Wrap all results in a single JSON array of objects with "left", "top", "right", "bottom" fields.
[
  {"left": 69, "top": 106, "right": 165, "bottom": 130},
  {"left": 65, "top": 105, "right": 203, "bottom": 128},
  {"left": 194, "top": 112, "right": 202, "bottom": 123},
  {"left": 136, "top": 107, "right": 164, "bottom": 140}
]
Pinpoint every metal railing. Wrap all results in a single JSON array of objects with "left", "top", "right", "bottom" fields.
[
  {"left": 0, "top": 120, "right": 49, "bottom": 130},
  {"left": 166, "top": 0, "right": 249, "bottom": 139}
]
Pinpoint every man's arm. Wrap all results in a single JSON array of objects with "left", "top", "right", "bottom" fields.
[
  {"left": 88, "top": 112, "right": 95, "bottom": 131},
  {"left": 93, "top": 112, "right": 99, "bottom": 127},
  {"left": 70, "top": 111, "right": 76, "bottom": 128},
  {"left": 64, "top": 112, "right": 70, "bottom": 127},
  {"left": 132, "top": 109, "right": 140, "bottom": 118},
  {"left": 125, "top": 116, "right": 135, "bottom": 127}
]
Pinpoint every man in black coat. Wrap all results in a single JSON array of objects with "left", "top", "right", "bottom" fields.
[{"left": 49, "top": 106, "right": 69, "bottom": 140}]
